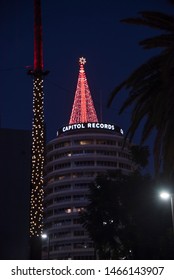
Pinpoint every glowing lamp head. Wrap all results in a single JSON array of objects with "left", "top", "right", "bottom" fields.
[
  {"left": 160, "top": 192, "right": 170, "bottom": 200},
  {"left": 41, "top": 233, "right": 48, "bottom": 239}
]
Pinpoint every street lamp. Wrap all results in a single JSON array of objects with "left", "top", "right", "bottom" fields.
[
  {"left": 41, "top": 233, "right": 48, "bottom": 239},
  {"left": 41, "top": 233, "right": 50, "bottom": 259},
  {"left": 160, "top": 192, "right": 174, "bottom": 233}
]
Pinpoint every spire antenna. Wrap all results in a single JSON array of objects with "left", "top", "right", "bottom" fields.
[
  {"left": 34, "top": 0, "right": 43, "bottom": 72},
  {"left": 69, "top": 57, "right": 98, "bottom": 124}
]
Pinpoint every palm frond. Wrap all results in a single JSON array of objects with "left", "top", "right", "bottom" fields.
[
  {"left": 139, "top": 11, "right": 174, "bottom": 32},
  {"left": 140, "top": 34, "right": 174, "bottom": 49},
  {"left": 121, "top": 11, "right": 174, "bottom": 33},
  {"left": 107, "top": 81, "right": 126, "bottom": 107},
  {"left": 108, "top": 55, "right": 162, "bottom": 108},
  {"left": 125, "top": 55, "right": 162, "bottom": 88},
  {"left": 126, "top": 101, "right": 152, "bottom": 143},
  {"left": 141, "top": 117, "right": 154, "bottom": 144}
]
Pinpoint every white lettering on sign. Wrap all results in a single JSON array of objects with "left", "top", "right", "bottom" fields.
[
  {"left": 87, "top": 123, "right": 115, "bottom": 130},
  {"left": 57, "top": 122, "right": 123, "bottom": 136},
  {"left": 62, "top": 123, "right": 85, "bottom": 132}
]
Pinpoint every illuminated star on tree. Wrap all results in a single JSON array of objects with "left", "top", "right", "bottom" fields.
[{"left": 79, "top": 57, "right": 86, "bottom": 65}]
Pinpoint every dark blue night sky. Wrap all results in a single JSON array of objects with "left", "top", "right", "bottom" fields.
[{"left": 0, "top": 0, "right": 172, "bottom": 172}]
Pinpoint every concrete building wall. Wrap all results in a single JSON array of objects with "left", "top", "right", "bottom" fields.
[{"left": 0, "top": 128, "right": 31, "bottom": 259}]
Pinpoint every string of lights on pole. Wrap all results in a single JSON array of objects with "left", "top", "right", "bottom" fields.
[{"left": 30, "top": 77, "right": 44, "bottom": 236}]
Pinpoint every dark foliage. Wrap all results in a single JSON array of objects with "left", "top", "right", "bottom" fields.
[
  {"left": 130, "top": 145, "right": 149, "bottom": 168},
  {"left": 81, "top": 170, "right": 174, "bottom": 259},
  {"left": 108, "top": 10, "right": 174, "bottom": 177}
]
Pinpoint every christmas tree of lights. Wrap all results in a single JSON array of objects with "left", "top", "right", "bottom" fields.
[
  {"left": 29, "top": 0, "right": 48, "bottom": 239},
  {"left": 69, "top": 57, "right": 98, "bottom": 124}
]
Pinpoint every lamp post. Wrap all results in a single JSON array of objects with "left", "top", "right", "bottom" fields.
[
  {"left": 41, "top": 233, "right": 50, "bottom": 259},
  {"left": 160, "top": 192, "right": 174, "bottom": 233}
]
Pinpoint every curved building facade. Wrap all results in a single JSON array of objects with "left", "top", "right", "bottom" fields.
[{"left": 42, "top": 123, "right": 133, "bottom": 259}]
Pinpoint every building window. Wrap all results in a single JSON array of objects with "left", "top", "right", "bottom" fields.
[
  {"left": 54, "top": 232, "right": 71, "bottom": 238},
  {"left": 55, "top": 162, "right": 71, "bottom": 170},
  {"left": 54, "top": 184, "right": 71, "bottom": 191},
  {"left": 74, "top": 183, "right": 89, "bottom": 189},
  {"left": 96, "top": 140, "right": 107, "bottom": 145},
  {"left": 74, "top": 161, "right": 94, "bottom": 167},
  {"left": 55, "top": 141, "right": 71, "bottom": 148},
  {"left": 54, "top": 219, "right": 71, "bottom": 226},
  {"left": 118, "top": 152, "right": 130, "bottom": 159},
  {"left": 118, "top": 141, "right": 123, "bottom": 147},
  {"left": 73, "top": 219, "right": 81, "bottom": 224},
  {"left": 96, "top": 161, "right": 117, "bottom": 167},
  {"left": 119, "top": 162, "right": 131, "bottom": 170},
  {"left": 54, "top": 244, "right": 71, "bottom": 251},
  {"left": 73, "top": 195, "right": 86, "bottom": 201},
  {"left": 74, "top": 231, "right": 85, "bottom": 236},
  {"left": 55, "top": 196, "right": 71, "bottom": 202},
  {"left": 74, "top": 140, "right": 93, "bottom": 145}
]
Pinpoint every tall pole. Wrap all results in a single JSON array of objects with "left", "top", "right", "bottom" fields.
[
  {"left": 160, "top": 192, "right": 174, "bottom": 234},
  {"left": 170, "top": 194, "right": 174, "bottom": 233},
  {"left": 29, "top": 0, "right": 48, "bottom": 259}
]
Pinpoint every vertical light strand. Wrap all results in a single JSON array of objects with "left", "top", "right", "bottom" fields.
[{"left": 30, "top": 76, "right": 44, "bottom": 236}]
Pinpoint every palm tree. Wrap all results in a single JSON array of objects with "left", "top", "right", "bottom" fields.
[
  {"left": 108, "top": 11, "right": 174, "bottom": 177},
  {"left": 81, "top": 171, "right": 133, "bottom": 259}
]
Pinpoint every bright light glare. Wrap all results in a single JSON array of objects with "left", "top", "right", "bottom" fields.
[
  {"left": 41, "top": 233, "right": 48, "bottom": 239},
  {"left": 160, "top": 192, "right": 170, "bottom": 200}
]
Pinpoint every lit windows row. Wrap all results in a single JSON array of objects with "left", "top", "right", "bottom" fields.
[
  {"left": 53, "top": 183, "right": 88, "bottom": 192},
  {"left": 44, "top": 196, "right": 87, "bottom": 213},
  {"left": 53, "top": 194, "right": 87, "bottom": 203},
  {"left": 46, "top": 139, "right": 130, "bottom": 152},
  {"left": 54, "top": 206, "right": 85, "bottom": 215},
  {"left": 47, "top": 230, "right": 86, "bottom": 239},
  {"left": 46, "top": 160, "right": 131, "bottom": 171},
  {"left": 46, "top": 149, "right": 130, "bottom": 162},
  {"left": 51, "top": 242, "right": 93, "bottom": 252},
  {"left": 43, "top": 218, "right": 81, "bottom": 229},
  {"left": 47, "top": 149, "right": 95, "bottom": 161},
  {"left": 45, "top": 172, "right": 95, "bottom": 184}
]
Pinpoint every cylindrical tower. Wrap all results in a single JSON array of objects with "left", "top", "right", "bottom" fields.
[
  {"left": 43, "top": 125, "right": 133, "bottom": 259},
  {"left": 42, "top": 58, "right": 134, "bottom": 259}
]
